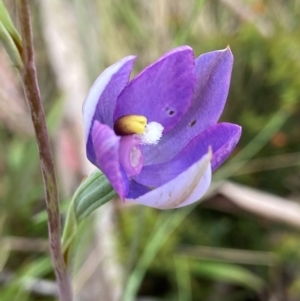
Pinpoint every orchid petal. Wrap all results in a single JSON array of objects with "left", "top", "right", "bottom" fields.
[
  {"left": 83, "top": 56, "right": 136, "bottom": 142},
  {"left": 90, "top": 120, "right": 128, "bottom": 198},
  {"left": 135, "top": 123, "right": 241, "bottom": 187},
  {"left": 210, "top": 125, "right": 242, "bottom": 171},
  {"left": 126, "top": 180, "right": 151, "bottom": 199},
  {"left": 114, "top": 46, "right": 196, "bottom": 132},
  {"left": 143, "top": 48, "right": 233, "bottom": 164},
  {"left": 128, "top": 152, "right": 212, "bottom": 209}
]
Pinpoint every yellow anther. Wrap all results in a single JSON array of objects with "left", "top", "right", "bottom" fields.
[{"left": 114, "top": 115, "right": 147, "bottom": 135}]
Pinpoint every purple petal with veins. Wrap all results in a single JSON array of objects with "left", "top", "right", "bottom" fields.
[
  {"left": 143, "top": 48, "right": 234, "bottom": 165},
  {"left": 114, "top": 46, "right": 196, "bottom": 132}
]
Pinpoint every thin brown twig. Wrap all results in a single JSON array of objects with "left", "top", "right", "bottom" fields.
[{"left": 17, "top": 1, "right": 72, "bottom": 300}]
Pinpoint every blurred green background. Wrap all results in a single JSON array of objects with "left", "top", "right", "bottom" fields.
[{"left": 1, "top": 0, "right": 300, "bottom": 300}]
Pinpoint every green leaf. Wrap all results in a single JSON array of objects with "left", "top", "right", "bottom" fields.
[
  {"left": 0, "top": 20, "right": 22, "bottom": 68},
  {"left": 191, "top": 261, "right": 266, "bottom": 292},
  {"left": 62, "top": 170, "right": 116, "bottom": 265},
  {"left": 175, "top": 256, "right": 192, "bottom": 301},
  {"left": 73, "top": 170, "right": 116, "bottom": 221},
  {"left": 0, "top": 0, "right": 21, "bottom": 45},
  {"left": 62, "top": 199, "right": 77, "bottom": 265},
  {"left": 0, "top": 1, "right": 22, "bottom": 67}
]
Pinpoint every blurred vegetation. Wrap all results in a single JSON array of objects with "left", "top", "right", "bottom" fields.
[{"left": 1, "top": 0, "right": 300, "bottom": 300}]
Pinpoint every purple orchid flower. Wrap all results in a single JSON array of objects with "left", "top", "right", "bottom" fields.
[{"left": 83, "top": 46, "right": 241, "bottom": 209}]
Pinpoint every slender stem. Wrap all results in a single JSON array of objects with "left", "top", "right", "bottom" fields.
[{"left": 17, "top": 1, "right": 72, "bottom": 300}]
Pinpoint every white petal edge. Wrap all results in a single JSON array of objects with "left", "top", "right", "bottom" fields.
[
  {"left": 83, "top": 56, "right": 136, "bottom": 143},
  {"left": 127, "top": 150, "right": 212, "bottom": 209}
]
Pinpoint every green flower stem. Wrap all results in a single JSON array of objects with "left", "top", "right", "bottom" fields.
[{"left": 17, "top": 1, "right": 72, "bottom": 300}]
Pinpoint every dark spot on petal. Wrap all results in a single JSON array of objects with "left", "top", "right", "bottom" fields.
[
  {"left": 189, "top": 120, "right": 197, "bottom": 127},
  {"left": 165, "top": 106, "right": 175, "bottom": 116}
]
